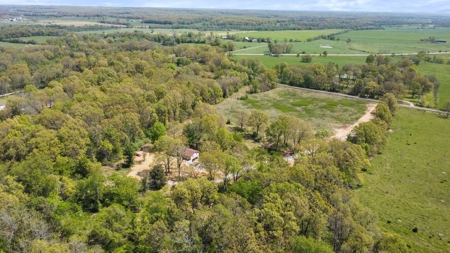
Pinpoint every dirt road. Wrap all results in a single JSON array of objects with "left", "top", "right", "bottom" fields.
[
  {"left": 331, "top": 104, "right": 377, "bottom": 140},
  {"left": 127, "top": 152, "right": 154, "bottom": 180}
]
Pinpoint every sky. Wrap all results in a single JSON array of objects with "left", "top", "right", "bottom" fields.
[{"left": 1, "top": 0, "right": 450, "bottom": 13}]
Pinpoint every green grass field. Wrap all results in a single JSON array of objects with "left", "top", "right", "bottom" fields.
[
  {"left": 356, "top": 108, "right": 450, "bottom": 253},
  {"left": 232, "top": 26, "right": 450, "bottom": 55},
  {"left": 233, "top": 40, "right": 358, "bottom": 55},
  {"left": 0, "top": 42, "right": 27, "bottom": 48},
  {"left": 230, "top": 29, "right": 342, "bottom": 42},
  {"left": 233, "top": 55, "right": 367, "bottom": 68},
  {"left": 215, "top": 86, "right": 368, "bottom": 133},
  {"left": 336, "top": 26, "right": 450, "bottom": 54}
]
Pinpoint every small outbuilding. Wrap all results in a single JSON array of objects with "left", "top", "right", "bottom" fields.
[{"left": 436, "top": 39, "right": 447, "bottom": 43}]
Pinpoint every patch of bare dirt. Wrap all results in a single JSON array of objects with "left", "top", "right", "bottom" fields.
[
  {"left": 331, "top": 104, "right": 377, "bottom": 140},
  {"left": 127, "top": 152, "right": 154, "bottom": 180}
]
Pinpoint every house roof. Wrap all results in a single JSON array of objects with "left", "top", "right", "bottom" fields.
[{"left": 182, "top": 148, "right": 199, "bottom": 160}]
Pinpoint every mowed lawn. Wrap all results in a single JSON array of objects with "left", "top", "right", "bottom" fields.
[
  {"left": 215, "top": 86, "right": 368, "bottom": 133},
  {"left": 356, "top": 108, "right": 450, "bottom": 253}
]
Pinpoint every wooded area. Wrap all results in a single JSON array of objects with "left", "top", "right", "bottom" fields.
[{"left": 0, "top": 6, "right": 446, "bottom": 253}]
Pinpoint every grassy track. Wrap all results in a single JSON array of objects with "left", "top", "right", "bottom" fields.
[
  {"left": 356, "top": 108, "right": 450, "bottom": 253},
  {"left": 215, "top": 86, "right": 367, "bottom": 132}
]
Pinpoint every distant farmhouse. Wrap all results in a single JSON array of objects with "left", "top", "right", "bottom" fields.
[{"left": 9, "top": 16, "right": 22, "bottom": 22}]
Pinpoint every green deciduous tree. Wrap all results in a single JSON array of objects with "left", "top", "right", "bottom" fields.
[
  {"left": 147, "top": 164, "right": 167, "bottom": 190},
  {"left": 375, "top": 103, "right": 393, "bottom": 127},
  {"left": 148, "top": 121, "right": 166, "bottom": 142},
  {"left": 248, "top": 110, "right": 269, "bottom": 137},
  {"left": 380, "top": 93, "right": 398, "bottom": 115}
]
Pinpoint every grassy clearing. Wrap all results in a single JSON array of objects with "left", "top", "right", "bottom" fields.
[
  {"left": 0, "top": 42, "right": 27, "bottom": 48},
  {"left": 233, "top": 55, "right": 367, "bottom": 68},
  {"left": 17, "top": 36, "right": 57, "bottom": 43},
  {"left": 356, "top": 108, "right": 450, "bottom": 253},
  {"left": 215, "top": 86, "right": 367, "bottom": 133},
  {"left": 0, "top": 96, "right": 7, "bottom": 106},
  {"left": 0, "top": 95, "right": 19, "bottom": 106},
  {"left": 230, "top": 29, "right": 342, "bottom": 42}
]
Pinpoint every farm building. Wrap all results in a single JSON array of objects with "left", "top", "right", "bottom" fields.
[
  {"left": 436, "top": 39, "right": 447, "bottom": 43},
  {"left": 183, "top": 148, "right": 199, "bottom": 165}
]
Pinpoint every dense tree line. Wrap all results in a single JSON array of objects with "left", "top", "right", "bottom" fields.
[
  {"left": 0, "top": 25, "right": 67, "bottom": 40},
  {"left": 3, "top": 6, "right": 450, "bottom": 30}
]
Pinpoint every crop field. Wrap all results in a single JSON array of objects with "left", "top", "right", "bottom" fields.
[
  {"left": 356, "top": 108, "right": 450, "bottom": 253},
  {"left": 230, "top": 29, "right": 342, "bottom": 42},
  {"left": 233, "top": 54, "right": 367, "bottom": 68},
  {"left": 215, "top": 86, "right": 368, "bottom": 133}
]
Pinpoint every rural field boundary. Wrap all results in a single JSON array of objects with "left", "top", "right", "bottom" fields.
[{"left": 278, "top": 84, "right": 444, "bottom": 114}]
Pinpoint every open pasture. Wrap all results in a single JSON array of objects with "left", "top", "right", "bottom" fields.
[
  {"left": 356, "top": 108, "right": 450, "bottom": 253},
  {"left": 230, "top": 29, "right": 342, "bottom": 42},
  {"left": 215, "top": 86, "right": 368, "bottom": 132},
  {"left": 336, "top": 26, "right": 450, "bottom": 54},
  {"left": 418, "top": 61, "right": 450, "bottom": 109}
]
